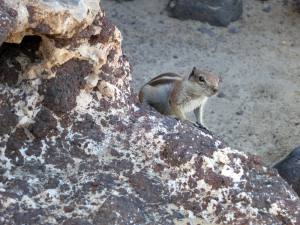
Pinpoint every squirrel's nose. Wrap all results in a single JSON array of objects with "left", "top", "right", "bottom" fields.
[{"left": 212, "top": 87, "right": 218, "bottom": 94}]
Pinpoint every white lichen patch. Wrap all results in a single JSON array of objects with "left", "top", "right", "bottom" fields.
[
  {"left": 202, "top": 156, "right": 216, "bottom": 170},
  {"left": 17, "top": 139, "right": 49, "bottom": 165},
  {"left": 85, "top": 74, "right": 99, "bottom": 89},
  {"left": 82, "top": 139, "right": 105, "bottom": 156},
  {"left": 1, "top": 196, "right": 17, "bottom": 209},
  {"left": 216, "top": 146, "right": 248, "bottom": 159},
  {"left": 7, "top": 84, "right": 41, "bottom": 128},
  {"left": 224, "top": 212, "right": 235, "bottom": 222},
  {"left": 19, "top": 146, "right": 28, "bottom": 158},
  {"left": 203, "top": 147, "right": 247, "bottom": 183},
  {"left": 235, "top": 201, "right": 258, "bottom": 217},
  {"left": 206, "top": 199, "right": 218, "bottom": 215},
  {"left": 21, "top": 195, "right": 38, "bottom": 209},
  {"left": 236, "top": 192, "right": 253, "bottom": 204},
  {"left": 221, "top": 164, "right": 243, "bottom": 183},
  {"left": 269, "top": 202, "right": 284, "bottom": 216},
  {"left": 213, "top": 149, "right": 230, "bottom": 164},
  {"left": 214, "top": 140, "right": 222, "bottom": 148},
  {"left": 77, "top": 42, "right": 108, "bottom": 66},
  {"left": 75, "top": 89, "right": 94, "bottom": 113},
  {"left": 0, "top": 136, "right": 14, "bottom": 179},
  {"left": 167, "top": 155, "right": 198, "bottom": 193},
  {"left": 166, "top": 204, "right": 218, "bottom": 225},
  {"left": 97, "top": 80, "right": 116, "bottom": 100},
  {"left": 159, "top": 136, "right": 268, "bottom": 224},
  {"left": 199, "top": 130, "right": 213, "bottom": 139},
  {"left": 196, "top": 179, "right": 212, "bottom": 192},
  {"left": 36, "top": 188, "right": 60, "bottom": 204},
  {"left": 27, "top": 177, "right": 40, "bottom": 187}
]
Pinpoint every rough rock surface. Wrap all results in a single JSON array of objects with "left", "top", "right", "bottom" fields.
[
  {"left": 274, "top": 146, "right": 300, "bottom": 196},
  {"left": 0, "top": 0, "right": 300, "bottom": 224},
  {"left": 0, "top": 1, "right": 17, "bottom": 44},
  {"left": 167, "top": 0, "right": 243, "bottom": 26}
]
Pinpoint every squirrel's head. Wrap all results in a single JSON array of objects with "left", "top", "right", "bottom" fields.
[{"left": 187, "top": 67, "right": 219, "bottom": 96}]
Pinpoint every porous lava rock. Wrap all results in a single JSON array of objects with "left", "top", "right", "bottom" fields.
[
  {"left": 167, "top": 0, "right": 243, "bottom": 27},
  {"left": 0, "top": 0, "right": 299, "bottom": 224}
]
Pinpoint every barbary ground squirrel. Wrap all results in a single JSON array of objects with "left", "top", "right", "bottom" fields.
[{"left": 139, "top": 67, "right": 219, "bottom": 125}]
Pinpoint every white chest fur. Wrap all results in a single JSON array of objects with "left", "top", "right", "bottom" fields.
[{"left": 181, "top": 96, "right": 207, "bottom": 113}]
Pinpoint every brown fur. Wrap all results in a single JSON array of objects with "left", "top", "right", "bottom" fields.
[{"left": 138, "top": 67, "right": 219, "bottom": 124}]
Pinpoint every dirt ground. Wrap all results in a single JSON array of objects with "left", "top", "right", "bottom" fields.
[{"left": 101, "top": 0, "right": 300, "bottom": 165}]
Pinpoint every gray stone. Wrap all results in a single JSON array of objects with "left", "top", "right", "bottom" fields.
[
  {"left": 262, "top": 4, "right": 272, "bottom": 13},
  {"left": 197, "top": 26, "right": 216, "bottom": 37},
  {"left": 167, "top": 0, "right": 243, "bottom": 26},
  {"left": 228, "top": 26, "right": 240, "bottom": 34},
  {"left": 274, "top": 146, "right": 300, "bottom": 196}
]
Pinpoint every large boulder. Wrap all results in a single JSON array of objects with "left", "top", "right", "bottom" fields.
[
  {"left": 275, "top": 146, "right": 300, "bottom": 196},
  {"left": 0, "top": 0, "right": 299, "bottom": 224},
  {"left": 167, "top": 0, "right": 243, "bottom": 26}
]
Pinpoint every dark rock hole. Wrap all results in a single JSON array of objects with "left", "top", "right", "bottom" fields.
[{"left": 0, "top": 35, "right": 42, "bottom": 86}]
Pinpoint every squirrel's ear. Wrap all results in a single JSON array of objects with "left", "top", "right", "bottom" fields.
[{"left": 189, "top": 67, "right": 196, "bottom": 78}]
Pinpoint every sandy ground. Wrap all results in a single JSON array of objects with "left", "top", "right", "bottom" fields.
[{"left": 101, "top": 0, "right": 300, "bottom": 165}]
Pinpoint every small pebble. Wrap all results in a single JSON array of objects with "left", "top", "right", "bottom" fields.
[
  {"left": 216, "top": 35, "right": 226, "bottom": 42},
  {"left": 262, "top": 5, "right": 272, "bottom": 13},
  {"left": 197, "top": 27, "right": 216, "bottom": 37},
  {"left": 228, "top": 26, "right": 240, "bottom": 34},
  {"left": 217, "top": 92, "right": 226, "bottom": 98},
  {"left": 236, "top": 110, "right": 244, "bottom": 116}
]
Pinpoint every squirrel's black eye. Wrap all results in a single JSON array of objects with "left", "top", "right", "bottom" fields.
[{"left": 198, "top": 76, "right": 205, "bottom": 82}]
